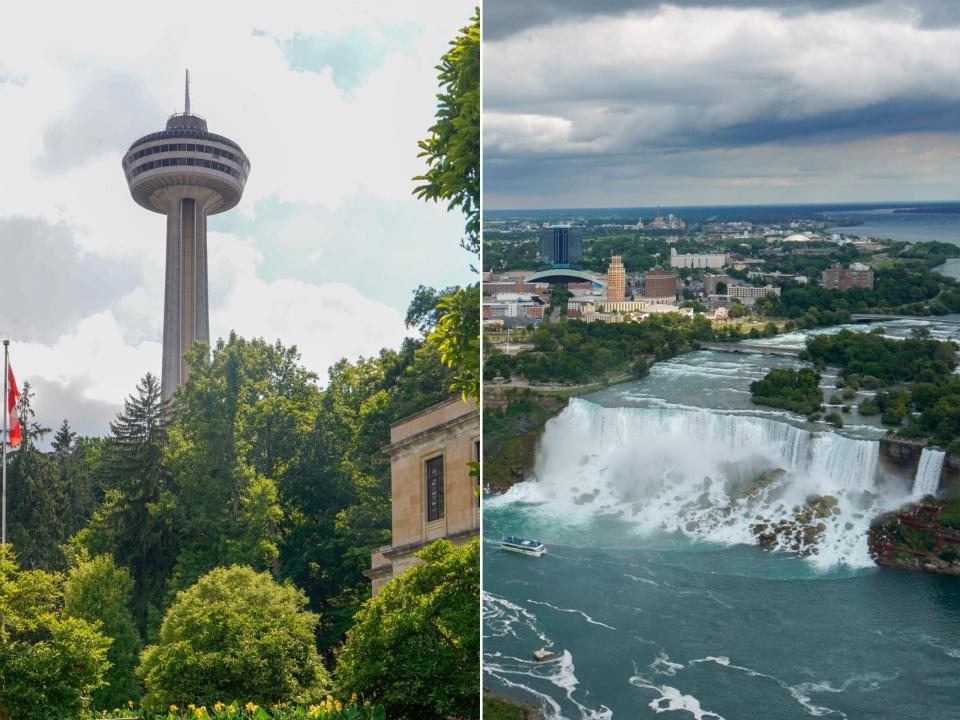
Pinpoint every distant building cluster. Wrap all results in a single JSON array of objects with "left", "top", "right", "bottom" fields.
[
  {"left": 483, "top": 210, "right": 890, "bottom": 328},
  {"left": 821, "top": 262, "right": 874, "bottom": 291},
  {"left": 649, "top": 209, "right": 686, "bottom": 230}
]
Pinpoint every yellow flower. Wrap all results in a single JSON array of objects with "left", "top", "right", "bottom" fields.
[
  {"left": 245, "top": 702, "right": 259, "bottom": 713},
  {"left": 307, "top": 706, "right": 322, "bottom": 719},
  {"left": 351, "top": 693, "right": 358, "bottom": 704},
  {"left": 128, "top": 700, "right": 135, "bottom": 708},
  {"left": 194, "top": 707, "right": 207, "bottom": 718},
  {"left": 170, "top": 706, "right": 179, "bottom": 713},
  {"left": 214, "top": 701, "right": 225, "bottom": 713}
]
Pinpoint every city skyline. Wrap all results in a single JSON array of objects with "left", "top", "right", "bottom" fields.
[
  {"left": 0, "top": 1, "right": 474, "bottom": 438},
  {"left": 484, "top": 0, "right": 960, "bottom": 209}
]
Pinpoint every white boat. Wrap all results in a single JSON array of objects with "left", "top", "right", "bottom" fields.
[{"left": 501, "top": 535, "right": 546, "bottom": 557}]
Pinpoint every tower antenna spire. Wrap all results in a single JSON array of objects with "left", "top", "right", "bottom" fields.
[{"left": 184, "top": 69, "right": 190, "bottom": 115}]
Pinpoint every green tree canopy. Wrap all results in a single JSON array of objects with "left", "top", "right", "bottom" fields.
[
  {"left": 334, "top": 538, "right": 480, "bottom": 720},
  {"left": 138, "top": 564, "right": 328, "bottom": 710},
  {"left": 414, "top": 8, "right": 480, "bottom": 257},
  {"left": 64, "top": 554, "right": 141, "bottom": 709},
  {"left": 0, "top": 546, "right": 110, "bottom": 720}
]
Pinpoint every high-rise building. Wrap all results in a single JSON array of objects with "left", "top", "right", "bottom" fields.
[
  {"left": 643, "top": 266, "right": 679, "bottom": 300},
  {"left": 821, "top": 262, "right": 874, "bottom": 291},
  {"left": 123, "top": 71, "right": 250, "bottom": 401},
  {"left": 538, "top": 225, "right": 583, "bottom": 267},
  {"left": 606, "top": 255, "right": 626, "bottom": 301}
]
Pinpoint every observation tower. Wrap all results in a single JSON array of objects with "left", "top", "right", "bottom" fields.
[{"left": 122, "top": 71, "right": 250, "bottom": 401}]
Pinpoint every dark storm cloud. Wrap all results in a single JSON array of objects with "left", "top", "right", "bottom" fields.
[
  {"left": 0, "top": 216, "right": 139, "bottom": 342},
  {"left": 483, "top": 0, "right": 960, "bottom": 206},
  {"left": 671, "top": 98, "right": 960, "bottom": 150},
  {"left": 28, "top": 376, "right": 120, "bottom": 445},
  {"left": 38, "top": 73, "right": 161, "bottom": 172},
  {"left": 484, "top": 0, "right": 960, "bottom": 40}
]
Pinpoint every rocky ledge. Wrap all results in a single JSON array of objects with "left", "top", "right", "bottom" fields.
[{"left": 869, "top": 499, "right": 960, "bottom": 576}]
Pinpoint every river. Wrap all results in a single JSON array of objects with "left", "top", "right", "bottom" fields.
[{"left": 483, "top": 319, "right": 960, "bottom": 719}]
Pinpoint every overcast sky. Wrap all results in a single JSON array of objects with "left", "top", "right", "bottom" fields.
[
  {"left": 0, "top": 1, "right": 475, "bottom": 438},
  {"left": 484, "top": 0, "right": 960, "bottom": 209}
]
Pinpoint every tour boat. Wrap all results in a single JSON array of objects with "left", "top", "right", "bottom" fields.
[{"left": 501, "top": 535, "right": 546, "bottom": 557}]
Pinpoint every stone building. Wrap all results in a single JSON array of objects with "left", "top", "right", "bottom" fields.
[
  {"left": 366, "top": 397, "right": 480, "bottom": 596},
  {"left": 606, "top": 255, "right": 626, "bottom": 301}
]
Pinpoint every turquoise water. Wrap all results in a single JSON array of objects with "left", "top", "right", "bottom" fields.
[{"left": 483, "top": 321, "right": 960, "bottom": 719}]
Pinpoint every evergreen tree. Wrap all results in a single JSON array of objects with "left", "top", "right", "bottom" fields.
[
  {"left": 94, "top": 373, "right": 175, "bottom": 635},
  {"left": 6, "top": 383, "right": 65, "bottom": 570}
]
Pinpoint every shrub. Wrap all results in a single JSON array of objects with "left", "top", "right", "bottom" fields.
[
  {"left": 334, "top": 538, "right": 480, "bottom": 720},
  {"left": 138, "top": 565, "right": 328, "bottom": 710},
  {"left": 938, "top": 547, "right": 959, "bottom": 563},
  {"left": 64, "top": 554, "right": 142, "bottom": 709},
  {"left": 0, "top": 546, "right": 110, "bottom": 720}
]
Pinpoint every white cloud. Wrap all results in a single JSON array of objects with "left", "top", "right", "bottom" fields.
[
  {"left": 0, "top": 0, "right": 474, "bottom": 435},
  {"left": 208, "top": 233, "right": 413, "bottom": 376}
]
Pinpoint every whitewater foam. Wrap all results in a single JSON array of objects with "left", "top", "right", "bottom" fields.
[{"left": 497, "top": 399, "right": 913, "bottom": 569}]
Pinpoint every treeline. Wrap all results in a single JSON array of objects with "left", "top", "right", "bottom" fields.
[
  {"left": 751, "top": 328, "right": 960, "bottom": 447},
  {"left": 484, "top": 314, "right": 719, "bottom": 385},
  {"left": 1, "top": 331, "right": 467, "bottom": 716},
  {"left": 756, "top": 265, "right": 960, "bottom": 326},
  {"left": 802, "top": 329, "right": 957, "bottom": 386}
]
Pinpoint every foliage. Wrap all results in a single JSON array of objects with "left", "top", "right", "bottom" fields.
[
  {"left": 482, "top": 694, "right": 540, "bottom": 720},
  {"left": 138, "top": 565, "right": 329, "bottom": 710},
  {"left": 334, "top": 538, "right": 480, "bottom": 720},
  {"left": 404, "top": 285, "right": 457, "bottom": 335},
  {"left": 89, "top": 700, "right": 383, "bottom": 720},
  {"left": 750, "top": 368, "right": 823, "bottom": 416},
  {"left": 64, "top": 554, "right": 142, "bottom": 709},
  {"left": 413, "top": 8, "right": 480, "bottom": 257},
  {"left": 0, "top": 546, "right": 111, "bottom": 720},
  {"left": 482, "top": 389, "right": 568, "bottom": 491},
  {"left": 763, "top": 264, "right": 960, "bottom": 322},
  {"left": 802, "top": 330, "right": 956, "bottom": 385},
  {"left": 83, "top": 373, "right": 175, "bottom": 636},
  {"left": 428, "top": 283, "right": 480, "bottom": 403},
  {"left": 484, "top": 314, "right": 715, "bottom": 385}
]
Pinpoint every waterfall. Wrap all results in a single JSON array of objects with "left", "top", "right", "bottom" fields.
[
  {"left": 499, "top": 398, "right": 911, "bottom": 569},
  {"left": 912, "top": 448, "right": 945, "bottom": 499}
]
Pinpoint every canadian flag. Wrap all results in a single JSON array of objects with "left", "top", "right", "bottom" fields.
[{"left": 6, "top": 365, "right": 21, "bottom": 449}]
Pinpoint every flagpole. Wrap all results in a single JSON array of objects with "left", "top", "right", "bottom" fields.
[{"left": 2, "top": 338, "right": 7, "bottom": 546}]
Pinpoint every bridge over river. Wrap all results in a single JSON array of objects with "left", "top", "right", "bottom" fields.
[{"left": 699, "top": 342, "right": 803, "bottom": 357}]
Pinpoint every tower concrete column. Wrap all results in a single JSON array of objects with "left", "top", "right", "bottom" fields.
[
  {"left": 157, "top": 187, "right": 218, "bottom": 402},
  {"left": 123, "top": 72, "right": 250, "bottom": 402}
]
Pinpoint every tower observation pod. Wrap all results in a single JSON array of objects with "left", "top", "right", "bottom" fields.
[{"left": 122, "top": 70, "right": 250, "bottom": 401}]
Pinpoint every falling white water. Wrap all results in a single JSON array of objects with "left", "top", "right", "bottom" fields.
[
  {"left": 499, "top": 398, "right": 914, "bottom": 569},
  {"left": 912, "top": 448, "right": 945, "bottom": 499}
]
